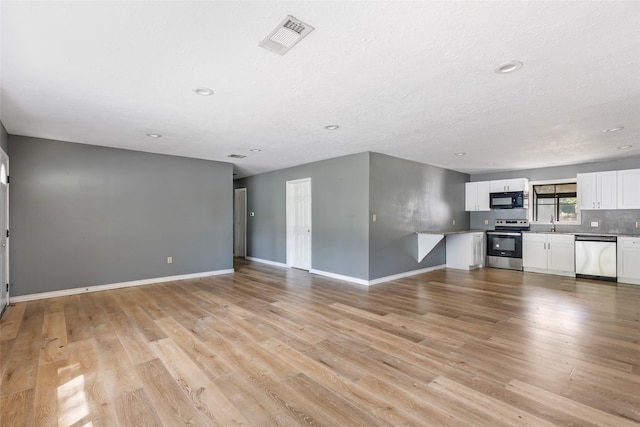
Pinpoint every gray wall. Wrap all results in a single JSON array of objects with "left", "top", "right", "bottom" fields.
[
  {"left": 470, "top": 155, "right": 640, "bottom": 234},
  {"left": 369, "top": 153, "right": 469, "bottom": 279},
  {"left": 0, "top": 122, "right": 8, "bottom": 154},
  {"left": 9, "top": 136, "right": 233, "bottom": 296},
  {"left": 235, "top": 152, "right": 370, "bottom": 280},
  {"left": 471, "top": 154, "right": 640, "bottom": 182}
]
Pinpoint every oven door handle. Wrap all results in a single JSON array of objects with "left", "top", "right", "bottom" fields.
[{"left": 487, "top": 232, "right": 522, "bottom": 236}]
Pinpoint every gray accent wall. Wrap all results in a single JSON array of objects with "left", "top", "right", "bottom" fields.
[
  {"left": 470, "top": 155, "right": 640, "bottom": 234},
  {"left": 236, "top": 152, "right": 370, "bottom": 280},
  {"left": 9, "top": 136, "right": 233, "bottom": 296},
  {"left": 0, "top": 122, "right": 8, "bottom": 154},
  {"left": 369, "top": 153, "right": 469, "bottom": 280}
]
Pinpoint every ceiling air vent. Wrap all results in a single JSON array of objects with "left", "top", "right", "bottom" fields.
[
  {"left": 259, "top": 15, "right": 314, "bottom": 55},
  {"left": 227, "top": 154, "right": 246, "bottom": 159}
]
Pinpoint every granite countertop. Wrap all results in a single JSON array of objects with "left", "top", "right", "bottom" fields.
[
  {"left": 416, "top": 230, "right": 485, "bottom": 235},
  {"left": 524, "top": 231, "right": 640, "bottom": 238}
]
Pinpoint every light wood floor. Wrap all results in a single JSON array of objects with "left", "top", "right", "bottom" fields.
[{"left": 1, "top": 260, "right": 640, "bottom": 426}]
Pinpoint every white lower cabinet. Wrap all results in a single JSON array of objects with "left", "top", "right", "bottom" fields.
[
  {"left": 523, "top": 233, "right": 575, "bottom": 277},
  {"left": 618, "top": 237, "right": 640, "bottom": 285},
  {"left": 446, "top": 232, "right": 484, "bottom": 270}
]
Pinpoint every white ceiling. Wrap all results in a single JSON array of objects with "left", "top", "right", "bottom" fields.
[{"left": 1, "top": 1, "right": 639, "bottom": 178}]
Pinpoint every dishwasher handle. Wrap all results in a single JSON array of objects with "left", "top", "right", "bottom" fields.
[{"left": 575, "top": 235, "right": 617, "bottom": 242}]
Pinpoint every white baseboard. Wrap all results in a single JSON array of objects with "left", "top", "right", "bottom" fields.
[
  {"left": 309, "top": 269, "right": 370, "bottom": 286},
  {"left": 310, "top": 264, "right": 446, "bottom": 286},
  {"left": 245, "top": 256, "right": 288, "bottom": 268},
  {"left": 618, "top": 277, "right": 640, "bottom": 286},
  {"left": 9, "top": 269, "right": 235, "bottom": 303},
  {"left": 368, "top": 264, "right": 446, "bottom": 285}
]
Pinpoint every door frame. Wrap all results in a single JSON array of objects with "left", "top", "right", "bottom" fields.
[
  {"left": 0, "top": 148, "right": 9, "bottom": 318},
  {"left": 286, "top": 177, "right": 312, "bottom": 270},
  {"left": 234, "top": 188, "right": 247, "bottom": 258}
]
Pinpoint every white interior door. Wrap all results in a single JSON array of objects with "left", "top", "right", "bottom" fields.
[
  {"left": 0, "top": 149, "right": 9, "bottom": 317},
  {"left": 234, "top": 188, "right": 247, "bottom": 257},
  {"left": 286, "top": 178, "right": 311, "bottom": 270}
]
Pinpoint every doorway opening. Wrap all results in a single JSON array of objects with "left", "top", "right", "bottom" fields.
[{"left": 234, "top": 188, "right": 247, "bottom": 258}]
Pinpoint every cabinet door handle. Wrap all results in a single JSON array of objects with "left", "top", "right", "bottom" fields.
[
  {"left": 598, "top": 202, "right": 600, "bottom": 208},
  {"left": 592, "top": 202, "right": 595, "bottom": 208},
  {"left": 543, "top": 243, "right": 546, "bottom": 249}
]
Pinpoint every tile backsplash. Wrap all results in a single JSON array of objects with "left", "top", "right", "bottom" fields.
[{"left": 471, "top": 209, "right": 640, "bottom": 235}]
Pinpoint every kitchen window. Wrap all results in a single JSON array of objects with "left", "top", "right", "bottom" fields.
[{"left": 532, "top": 182, "right": 579, "bottom": 223}]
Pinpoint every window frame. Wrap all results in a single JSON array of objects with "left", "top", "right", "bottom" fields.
[{"left": 528, "top": 178, "right": 581, "bottom": 225}]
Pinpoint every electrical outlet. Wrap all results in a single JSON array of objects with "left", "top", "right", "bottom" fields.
[
  {"left": 484, "top": 219, "right": 489, "bottom": 225},
  {"left": 636, "top": 221, "right": 640, "bottom": 228},
  {"left": 372, "top": 214, "right": 377, "bottom": 222},
  {"left": 167, "top": 256, "right": 173, "bottom": 264},
  {"left": 452, "top": 219, "right": 456, "bottom": 226},
  {"left": 590, "top": 221, "right": 599, "bottom": 228}
]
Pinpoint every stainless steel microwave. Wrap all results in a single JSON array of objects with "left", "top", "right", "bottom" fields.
[{"left": 489, "top": 191, "right": 527, "bottom": 209}]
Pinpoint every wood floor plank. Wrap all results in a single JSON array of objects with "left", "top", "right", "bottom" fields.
[
  {"left": 2, "top": 260, "right": 640, "bottom": 425},
  {"left": 428, "top": 376, "right": 558, "bottom": 426},
  {"left": 39, "top": 311, "right": 68, "bottom": 365},
  {"left": 32, "top": 360, "right": 65, "bottom": 427},
  {"left": 0, "top": 303, "right": 26, "bottom": 341},
  {"left": 0, "top": 388, "right": 35, "bottom": 426},
  {"left": 108, "top": 312, "right": 156, "bottom": 365},
  {"left": 1, "top": 301, "right": 46, "bottom": 396},
  {"left": 114, "top": 388, "right": 163, "bottom": 427},
  {"left": 136, "top": 358, "right": 209, "bottom": 426},
  {"left": 150, "top": 337, "right": 250, "bottom": 426},
  {"left": 507, "top": 379, "right": 640, "bottom": 426},
  {"left": 154, "top": 316, "right": 233, "bottom": 380},
  {"left": 63, "top": 296, "right": 93, "bottom": 343}
]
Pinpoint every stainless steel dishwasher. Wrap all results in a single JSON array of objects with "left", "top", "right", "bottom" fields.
[{"left": 575, "top": 235, "right": 617, "bottom": 281}]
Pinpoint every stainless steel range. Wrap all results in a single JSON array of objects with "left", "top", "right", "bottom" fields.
[{"left": 486, "top": 219, "right": 530, "bottom": 271}]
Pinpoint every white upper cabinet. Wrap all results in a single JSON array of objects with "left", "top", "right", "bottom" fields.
[
  {"left": 577, "top": 171, "right": 617, "bottom": 210},
  {"left": 465, "top": 181, "right": 490, "bottom": 211},
  {"left": 617, "top": 169, "right": 640, "bottom": 209},
  {"left": 489, "top": 178, "right": 529, "bottom": 193}
]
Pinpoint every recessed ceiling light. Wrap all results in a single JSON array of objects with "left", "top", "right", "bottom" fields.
[
  {"left": 603, "top": 126, "right": 624, "bottom": 133},
  {"left": 618, "top": 144, "right": 632, "bottom": 150},
  {"left": 250, "top": 148, "right": 262, "bottom": 152},
  {"left": 454, "top": 152, "right": 466, "bottom": 156},
  {"left": 494, "top": 61, "right": 523, "bottom": 74},
  {"left": 324, "top": 125, "right": 339, "bottom": 130},
  {"left": 486, "top": 162, "right": 495, "bottom": 166},
  {"left": 194, "top": 87, "right": 214, "bottom": 96},
  {"left": 146, "top": 133, "right": 162, "bottom": 138}
]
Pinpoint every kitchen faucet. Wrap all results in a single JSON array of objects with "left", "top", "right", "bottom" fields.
[{"left": 550, "top": 214, "right": 555, "bottom": 232}]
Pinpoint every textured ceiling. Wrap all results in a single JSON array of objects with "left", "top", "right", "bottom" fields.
[{"left": 1, "top": 1, "right": 639, "bottom": 178}]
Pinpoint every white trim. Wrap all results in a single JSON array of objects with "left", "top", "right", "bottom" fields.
[
  {"left": 286, "top": 177, "right": 312, "bottom": 270},
  {"left": 529, "top": 177, "right": 577, "bottom": 186},
  {"left": 9, "top": 269, "right": 234, "bottom": 303},
  {"left": 309, "top": 269, "right": 370, "bottom": 286},
  {"left": 523, "top": 267, "right": 575, "bottom": 278},
  {"left": 528, "top": 177, "right": 581, "bottom": 224},
  {"left": 368, "top": 264, "right": 446, "bottom": 285},
  {"left": 311, "top": 264, "right": 446, "bottom": 287},
  {"left": 618, "top": 277, "right": 640, "bottom": 286},
  {"left": 245, "top": 256, "right": 288, "bottom": 268}
]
